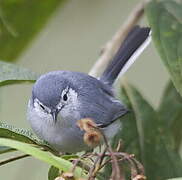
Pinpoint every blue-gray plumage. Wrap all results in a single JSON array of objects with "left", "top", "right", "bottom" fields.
[{"left": 27, "top": 26, "right": 151, "bottom": 153}]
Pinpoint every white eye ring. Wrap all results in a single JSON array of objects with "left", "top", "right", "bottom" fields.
[{"left": 61, "top": 87, "right": 69, "bottom": 102}]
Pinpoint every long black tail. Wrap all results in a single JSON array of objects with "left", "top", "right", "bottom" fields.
[{"left": 99, "top": 26, "right": 151, "bottom": 86}]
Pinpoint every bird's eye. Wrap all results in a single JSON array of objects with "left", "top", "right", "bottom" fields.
[{"left": 63, "top": 94, "right": 68, "bottom": 101}]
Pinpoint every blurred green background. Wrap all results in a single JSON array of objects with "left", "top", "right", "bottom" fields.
[{"left": 0, "top": 0, "right": 169, "bottom": 179}]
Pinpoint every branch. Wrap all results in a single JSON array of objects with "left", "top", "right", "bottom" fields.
[{"left": 89, "top": 1, "right": 146, "bottom": 78}]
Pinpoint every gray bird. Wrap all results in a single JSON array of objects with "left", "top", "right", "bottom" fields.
[{"left": 27, "top": 26, "right": 151, "bottom": 153}]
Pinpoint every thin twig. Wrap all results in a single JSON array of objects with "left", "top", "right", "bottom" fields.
[
  {"left": 89, "top": 1, "right": 146, "bottom": 78},
  {"left": 70, "top": 153, "right": 90, "bottom": 173},
  {"left": 131, "top": 157, "right": 145, "bottom": 175},
  {"left": 116, "top": 139, "right": 123, "bottom": 152},
  {"left": 96, "top": 157, "right": 111, "bottom": 172},
  {"left": 88, "top": 154, "right": 101, "bottom": 180},
  {"left": 0, "top": 154, "right": 30, "bottom": 166},
  {"left": 94, "top": 153, "right": 136, "bottom": 174},
  {"left": 92, "top": 147, "right": 107, "bottom": 178},
  {"left": 99, "top": 129, "right": 123, "bottom": 180},
  {"left": 70, "top": 158, "right": 82, "bottom": 173},
  {"left": 109, "top": 146, "right": 122, "bottom": 180},
  {"left": 85, "top": 121, "right": 122, "bottom": 180}
]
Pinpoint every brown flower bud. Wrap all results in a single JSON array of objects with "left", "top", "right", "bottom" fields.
[
  {"left": 132, "top": 174, "right": 146, "bottom": 180},
  {"left": 77, "top": 118, "right": 103, "bottom": 147},
  {"left": 55, "top": 172, "right": 75, "bottom": 180},
  {"left": 55, "top": 177, "right": 65, "bottom": 180},
  {"left": 77, "top": 118, "right": 97, "bottom": 132},
  {"left": 83, "top": 130, "right": 102, "bottom": 147}
]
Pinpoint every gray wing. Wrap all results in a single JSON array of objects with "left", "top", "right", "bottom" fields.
[{"left": 77, "top": 77, "right": 128, "bottom": 127}]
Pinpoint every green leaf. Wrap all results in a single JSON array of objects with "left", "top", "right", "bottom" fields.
[
  {"left": 0, "top": 146, "right": 14, "bottom": 154},
  {"left": 0, "top": 121, "right": 60, "bottom": 155},
  {"left": 121, "top": 82, "right": 159, "bottom": 179},
  {"left": 0, "top": 61, "right": 39, "bottom": 86},
  {"left": 0, "top": 122, "right": 59, "bottom": 156},
  {"left": 48, "top": 166, "right": 60, "bottom": 180},
  {"left": 117, "top": 81, "right": 182, "bottom": 180},
  {"left": 146, "top": 0, "right": 182, "bottom": 96},
  {"left": 0, "top": 138, "right": 87, "bottom": 179},
  {"left": 116, "top": 87, "right": 141, "bottom": 159},
  {"left": 168, "top": 178, "right": 182, "bottom": 180},
  {"left": 0, "top": 121, "right": 41, "bottom": 144},
  {"left": 0, "top": 0, "right": 67, "bottom": 61},
  {"left": 159, "top": 81, "right": 182, "bottom": 150}
]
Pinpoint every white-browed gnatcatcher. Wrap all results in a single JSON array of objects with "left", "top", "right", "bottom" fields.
[{"left": 27, "top": 26, "right": 151, "bottom": 153}]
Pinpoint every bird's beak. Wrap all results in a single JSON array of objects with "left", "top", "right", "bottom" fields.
[{"left": 51, "top": 109, "right": 59, "bottom": 123}]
